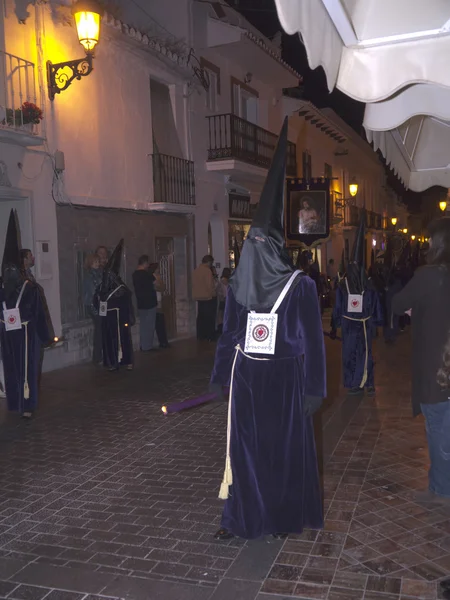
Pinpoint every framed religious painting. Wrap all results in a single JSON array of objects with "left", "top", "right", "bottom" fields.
[{"left": 286, "top": 178, "right": 331, "bottom": 247}]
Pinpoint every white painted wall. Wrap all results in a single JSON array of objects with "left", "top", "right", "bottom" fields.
[{"left": 0, "top": 0, "right": 194, "bottom": 369}]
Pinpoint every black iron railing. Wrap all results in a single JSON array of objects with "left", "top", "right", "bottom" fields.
[
  {"left": 206, "top": 114, "right": 297, "bottom": 176},
  {"left": 152, "top": 153, "right": 195, "bottom": 205}
]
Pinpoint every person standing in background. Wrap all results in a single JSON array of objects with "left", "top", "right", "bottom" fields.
[
  {"left": 95, "top": 246, "right": 109, "bottom": 270},
  {"left": 326, "top": 258, "right": 336, "bottom": 281},
  {"left": 132, "top": 255, "right": 157, "bottom": 352},
  {"left": 216, "top": 268, "right": 231, "bottom": 336},
  {"left": 192, "top": 255, "right": 217, "bottom": 341},
  {"left": 83, "top": 253, "right": 103, "bottom": 364},
  {"left": 20, "top": 249, "right": 35, "bottom": 282},
  {"left": 150, "top": 263, "right": 170, "bottom": 349}
]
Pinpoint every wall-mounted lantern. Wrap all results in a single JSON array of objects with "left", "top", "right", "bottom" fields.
[
  {"left": 348, "top": 177, "right": 358, "bottom": 197},
  {"left": 47, "top": 0, "right": 103, "bottom": 101},
  {"left": 411, "top": 234, "right": 416, "bottom": 241},
  {"left": 440, "top": 200, "right": 447, "bottom": 212}
]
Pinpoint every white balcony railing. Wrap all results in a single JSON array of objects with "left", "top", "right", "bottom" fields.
[{"left": 0, "top": 51, "right": 43, "bottom": 140}]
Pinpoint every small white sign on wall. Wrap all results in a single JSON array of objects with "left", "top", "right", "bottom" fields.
[{"left": 36, "top": 241, "right": 52, "bottom": 280}]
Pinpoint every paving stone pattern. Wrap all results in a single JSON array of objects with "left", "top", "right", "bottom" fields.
[{"left": 0, "top": 330, "right": 447, "bottom": 599}]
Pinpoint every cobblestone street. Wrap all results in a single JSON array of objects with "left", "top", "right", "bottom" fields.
[{"left": 0, "top": 328, "right": 448, "bottom": 600}]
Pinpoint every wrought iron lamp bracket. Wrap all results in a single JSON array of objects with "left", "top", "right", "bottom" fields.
[
  {"left": 47, "top": 54, "right": 94, "bottom": 101},
  {"left": 335, "top": 196, "right": 357, "bottom": 211}
]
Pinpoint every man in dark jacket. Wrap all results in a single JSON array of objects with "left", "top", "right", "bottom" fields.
[
  {"left": 132, "top": 255, "right": 157, "bottom": 352},
  {"left": 393, "top": 217, "right": 450, "bottom": 503}
]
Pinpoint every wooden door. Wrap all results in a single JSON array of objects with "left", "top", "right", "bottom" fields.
[{"left": 155, "top": 237, "right": 176, "bottom": 338}]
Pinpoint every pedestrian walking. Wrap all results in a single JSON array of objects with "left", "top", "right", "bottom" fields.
[
  {"left": 83, "top": 253, "right": 103, "bottom": 364},
  {"left": 132, "top": 255, "right": 157, "bottom": 352},
  {"left": 209, "top": 120, "right": 326, "bottom": 540},
  {"left": 192, "top": 255, "right": 217, "bottom": 341},
  {"left": 393, "top": 217, "right": 450, "bottom": 502}
]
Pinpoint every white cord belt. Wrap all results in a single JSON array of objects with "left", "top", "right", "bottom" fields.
[{"left": 219, "top": 344, "right": 270, "bottom": 500}]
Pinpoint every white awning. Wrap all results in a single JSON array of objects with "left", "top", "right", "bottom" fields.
[
  {"left": 366, "top": 118, "right": 450, "bottom": 192},
  {"left": 274, "top": 0, "right": 450, "bottom": 190},
  {"left": 274, "top": 0, "right": 450, "bottom": 102}
]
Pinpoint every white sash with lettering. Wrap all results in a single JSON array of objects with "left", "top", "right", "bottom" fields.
[
  {"left": 99, "top": 285, "right": 123, "bottom": 317},
  {"left": 3, "top": 281, "right": 28, "bottom": 331},
  {"left": 244, "top": 271, "right": 300, "bottom": 355},
  {"left": 345, "top": 279, "right": 364, "bottom": 314}
]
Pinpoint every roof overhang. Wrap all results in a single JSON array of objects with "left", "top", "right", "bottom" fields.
[{"left": 206, "top": 17, "right": 299, "bottom": 89}]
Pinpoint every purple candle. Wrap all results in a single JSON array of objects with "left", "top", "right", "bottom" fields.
[{"left": 162, "top": 392, "right": 218, "bottom": 415}]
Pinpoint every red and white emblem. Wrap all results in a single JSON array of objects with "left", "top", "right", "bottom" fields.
[
  {"left": 252, "top": 324, "right": 269, "bottom": 343},
  {"left": 7, "top": 314, "right": 17, "bottom": 325},
  {"left": 351, "top": 299, "right": 360, "bottom": 309}
]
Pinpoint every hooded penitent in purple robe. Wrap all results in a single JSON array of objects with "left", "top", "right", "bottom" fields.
[
  {"left": 210, "top": 119, "right": 326, "bottom": 539},
  {"left": 0, "top": 210, "right": 51, "bottom": 416},
  {"left": 332, "top": 211, "right": 383, "bottom": 391}
]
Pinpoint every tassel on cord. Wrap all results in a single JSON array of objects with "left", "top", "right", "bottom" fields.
[
  {"left": 218, "top": 348, "right": 239, "bottom": 500},
  {"left": 218, "top": 457, "right": 233, "bottom": 500},
  {"left": 24, "top": 382, "right": 30, "bottom": 400},
  {"left": 217, "top": 345, "right": 270, "bottom": 500}
]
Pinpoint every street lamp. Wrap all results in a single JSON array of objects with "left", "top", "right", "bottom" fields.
[
  {"left": 47, "top": 0, "right": 103, "bottom": 100},
  {"left": 391, "top": 217, "right": 397, "bottom": 226},
  {"left": 403, "top": 228, "right": 408, "bottom": 234},
  {"left": 349, "top": 178, "right": 358, "bottom": 197},
  {"left": 440, "top": 201, "right": 447, "bottom": 212},
  {"left": 411, "top": 235, "right": 416, "bottom": 241}
]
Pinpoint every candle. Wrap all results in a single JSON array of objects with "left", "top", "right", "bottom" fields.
[{"left": 162, "top": 391, "right": 223, "bottom": 415}]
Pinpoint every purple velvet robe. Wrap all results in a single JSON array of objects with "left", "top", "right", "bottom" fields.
[
  {"left": 332, "top": 285, "right": 383, "bottom": 389},
  {"left": 211, "top": 275, "right": 326, "bottom": 539}
]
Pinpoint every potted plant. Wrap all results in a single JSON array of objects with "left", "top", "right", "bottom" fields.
[{"left": 3, "top": 101, "right": 43, "bottom": 129}]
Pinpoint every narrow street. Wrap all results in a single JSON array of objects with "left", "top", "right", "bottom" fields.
[{"left": 0, "top": 328, "right": 447, "bottom": 600}]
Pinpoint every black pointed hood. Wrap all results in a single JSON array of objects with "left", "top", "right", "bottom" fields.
[
  {"left": 1, "top": 209, "right": 25, "bottom": 303},
  {"left": 229, "top": 119, "right": 294, "bottom": 311},
  {"left": 250, "top": 117, "right": 288, "bottom": 245},
  {"left": 2, "top": 210, "right": 21, "bottom": 275},
  {"left": 346, "top": 209, "right": 367, "bottom": 294},
  {"left": 99, "top": 239, "right": 126, "bottom": 299},
  {"left": 105, "top": 239, "right": 123, "bottom": 275}
]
